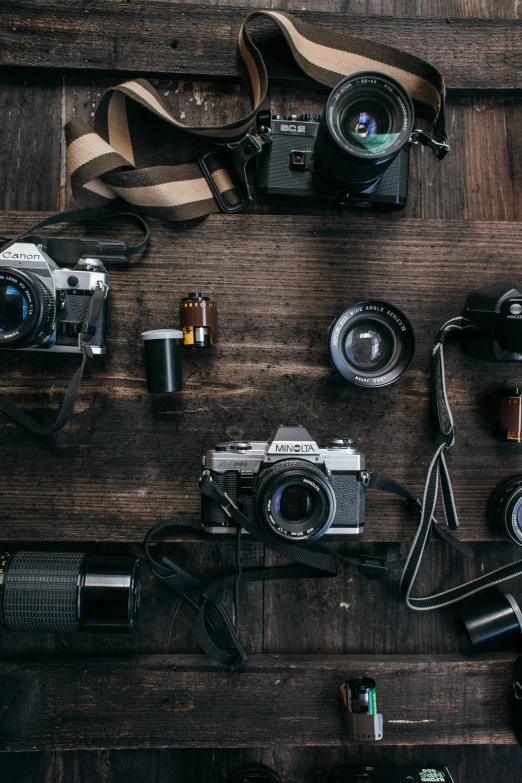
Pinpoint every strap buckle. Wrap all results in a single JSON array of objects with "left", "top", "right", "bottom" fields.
[
  {"left": 358, "top": 556, "right": 388, "bottom": 581},
  {"left": 220, "top": 491, "right": 241, "bottom": 519},
  {"left": 199, "top": 134, "right": 264, "bottom": 214},
  {"left": 411, "top": 129, "right": 450, "bottom": 159}
]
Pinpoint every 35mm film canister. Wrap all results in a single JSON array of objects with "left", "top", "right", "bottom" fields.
[
  {"left": 497, "top": 387, "right": 522, "bottom": 441},
  {"left": 461, "top": 591, "right": 522, "bottom": 651},
  {"left": 180, "top": 292, "right": 218, "bottom": 348},
  {"left": 142, "top": 329, "right": 183, "bottom": 393},
  {"left": 340, "top": 676, "right": 383, "bottom": 741}
]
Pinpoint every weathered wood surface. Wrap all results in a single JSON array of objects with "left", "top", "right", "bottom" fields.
[
  {"left": 3, "top": 744, "right": 522, "bottom": 783},
  {"left": 0, "top": 653, "right": 516, "bottom": 750},
  {"left": 2, "top": 2, "right": 522, "bottom": 90},
  {"left": 1, "top": 213, "right": 522, "bottom": 542}
]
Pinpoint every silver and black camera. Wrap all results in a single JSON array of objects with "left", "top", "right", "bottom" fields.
[
  {"left": 201, "top": 425, "right": 367, "bottom": 543},
  {"left": 0, "top": 240, "right": 109, "bottom": 353}
]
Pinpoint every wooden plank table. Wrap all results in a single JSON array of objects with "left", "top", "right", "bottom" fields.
[{"left": 1, "top": 1, "right": 522, "bottom": 780}]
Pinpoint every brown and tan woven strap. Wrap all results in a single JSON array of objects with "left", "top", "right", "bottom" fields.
[{"left": 66, "top": 10, "right": 447, "bottom": 222}]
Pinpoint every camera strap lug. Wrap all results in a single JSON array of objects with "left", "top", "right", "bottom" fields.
[
  {"left": 198, "top": 133, "right": 268, "bottom": 214},
  {"left": 411, "top": 129, "right": 450, "bottom": 159}
]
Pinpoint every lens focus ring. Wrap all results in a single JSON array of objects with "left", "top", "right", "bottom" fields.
[
  {"left": 1, "top": 551, "right": 85, "bottom": 632},
  {"left": 254, "top": 459, "right": 336, "bottom": 543}
]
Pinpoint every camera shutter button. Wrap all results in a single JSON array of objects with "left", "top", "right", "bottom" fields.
[
  {"left": 328, "top": 438, "right": 357, "bottom": 449},
  {"left": 229, "top": 442, "right": 251, "bottom": 452},
  {"left": 510, "top": 303, "right": 522, "bottom": 315}
]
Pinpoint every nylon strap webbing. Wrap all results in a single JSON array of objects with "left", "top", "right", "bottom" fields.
[{"left": 65, "top": 10, "right": 447, "bottom": 222}]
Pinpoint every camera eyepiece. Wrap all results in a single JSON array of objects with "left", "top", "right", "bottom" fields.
[
  {"left": 0, "top": 269, "right": 56, "bottom": 349},
  {"left": 328, "top": 300, "right": 415, "bottom": 388},
  {"left": 312, "top": 72, "right": 414, "bottom": 193},
  {"left": 487, "top": 475, "right": 522, "bottom": 546},
  {"left": 0, "top": 551, "right": 140, "bottom": 633},
  {"left": 254, "top": 459, "right": 337, "bottom": 543}
]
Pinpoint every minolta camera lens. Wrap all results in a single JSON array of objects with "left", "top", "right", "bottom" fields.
[
  {"left": 0, "top": 551, "right": 140, "bottom": 633},
  {"left": 487, "top": 476, "right": 522, "bottom": 547},
  {"left": 202, "top": 425, "right": 366, "bottom": 542},
  {"left": 312, "top": 71, "right": 414, "bottom": 193}
]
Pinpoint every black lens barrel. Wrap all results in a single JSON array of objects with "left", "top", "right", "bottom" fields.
[
  {"left": 0, "top": 551, "right": 140, "bottom": 633},
  {"left": 488, "top": 475, "right": 522, "bottom": 546},
  {"left": 311, "top": 71, "right": 414, "bottom": 194}
]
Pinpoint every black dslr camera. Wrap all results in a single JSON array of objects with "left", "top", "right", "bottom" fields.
[
  {"left": 256, "top": 72, "right": 415, "bottom": 211},
  {"left": 201, "top": 425, "right": 367, "bottom": 543},
  {"left": 462, "top": 281, "right": 522, "bottom": 361},
  {"left": 0, "top": 236, "right": 117, "bottom": 353}
]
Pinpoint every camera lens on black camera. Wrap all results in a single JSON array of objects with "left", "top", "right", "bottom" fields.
[
  {"left": 0, "top": 269, "right": 55, "bottom": 349},
  {"left": 312, "top": 71, "right": 414, "bottom": 193},
  {"left": 253, "top": 460, "right": 336, "bottom": 543},
  {"left": 328, "top": 300, "right": 415, "bottom": 388},
  {"left": 0, "top": 551, "right": 140, "bottom": 633},
  {"left": 487, "top": 476, "right": 522, "bottom": 547}
]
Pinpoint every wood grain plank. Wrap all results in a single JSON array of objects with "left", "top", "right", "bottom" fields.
[
  {"left": 0, "top": 73, "right": 62, "bottom": 212},
  {"left": 2, "top": 3, "right": 522, "bottom": 89},
  {"left": 0, "top": 653, "right": 516, "bottom": 750},
  {"left": 1, "top": 214, "right": 522, "bottom": 542},
  {"left": 5, "top": 744, "right": 518, "bottom": 783}
]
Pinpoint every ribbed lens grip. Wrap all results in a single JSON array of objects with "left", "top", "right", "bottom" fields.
[{"left": 2, "top": 551, "right": 85, "bottom": 632}]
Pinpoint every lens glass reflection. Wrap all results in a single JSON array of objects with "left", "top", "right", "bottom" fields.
[
  {"left": 0, "top": 284, "right": 28, "bottom": 332},
  {"left": 344, "top": 319, "right": 395, "bottom": 372},
  {"left": 274, "top": 484, "right": 315, "bottom": 523}
]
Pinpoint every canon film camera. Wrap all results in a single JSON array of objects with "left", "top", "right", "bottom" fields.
[
  {"left": 0, "top": 238, "right": 113, "bottom": 354},
  {"left": 255, "top": 72, "right": 415, "bottom": 211},
  {"left": 201, "top": 425, "right": 367, "bottom": 543}
]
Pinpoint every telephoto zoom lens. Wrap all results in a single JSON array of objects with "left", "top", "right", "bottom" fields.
[
  {"left": 311, "top": 71, "right": 414, "bottom": 193},
  {"left": 0, "top": 551, "right": 140, "bottom": 633}
]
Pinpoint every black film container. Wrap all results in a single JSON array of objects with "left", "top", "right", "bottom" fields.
[{"left": 142, "top": 329, "right": 183, "bottom": 393}]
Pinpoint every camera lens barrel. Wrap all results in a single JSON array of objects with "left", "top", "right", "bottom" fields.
[
  {"left": 254, "top": 459, "right": 337, "bottom": 543},
  {"left": 487, "top": 475, "right": 522, "bottom": 546},
  {"left": 0, "top": 551, "right": 140, "bottom": 633},
  {"left": 0, "top": 268, "right": 56, "bottom": 349},
  {"left": 312, "top": 71, "right": 414, "bottom": 193},
  {"left": 328, "top": 300, "right": 415, "bottom": 388}
]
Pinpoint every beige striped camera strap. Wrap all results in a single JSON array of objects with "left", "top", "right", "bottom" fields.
[{"left": 66, "top": 10, "right": 447, "bottom": 222}]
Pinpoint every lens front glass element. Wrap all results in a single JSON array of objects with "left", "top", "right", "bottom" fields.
[
  {"left": 0, "top": 284, "right": 29, "bottom": 332},
  {"left": 333, "top": 82, "right": 408, "bottom": 157},
  {"left": 344, "top": 319, "right": 396, "bottom": 372},
  {"left": 274, "top": 483, "right": 315, "bottom": 524},
  {"left": 340, "top": 97, "right": 397, "bottom": 154}
]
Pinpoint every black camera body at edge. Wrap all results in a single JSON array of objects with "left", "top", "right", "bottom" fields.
[
  {"left": 255, "top": 110, "right": 410, "bottom": 212},
  {"left": 462, "top": 281, "right": 522, "bottom": 362}
]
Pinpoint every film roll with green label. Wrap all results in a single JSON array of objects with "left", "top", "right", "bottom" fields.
[{"left": 340, "top": 676, "right": 383, "bottom": 741}]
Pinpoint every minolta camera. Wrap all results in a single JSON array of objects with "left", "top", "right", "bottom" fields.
[
  {"left": 255, "top": 72, "right": 415, "bottom": 211},
  {"left": 462, "top": 281, "right": 522, "bottom": 361},
  {"left": 201, "top": 425, "right": 367, "bottom": 543},
  {"left": 0, "top": 239, "right": 110, "bottom": 353}
]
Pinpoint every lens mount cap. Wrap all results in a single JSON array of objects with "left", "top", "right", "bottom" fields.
[{"left": 328, "top": 300, "right": 415, "bottom": 388}]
